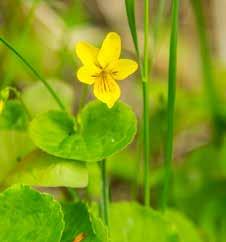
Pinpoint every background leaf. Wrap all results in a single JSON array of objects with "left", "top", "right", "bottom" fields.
[
  {"left": 0, "top": 185, "right": 64, "bottom": 242},
  {"left": 4, "top": 150, "right": 88, "bottom": 188},
  {"left": 0, "top": 100, "right": 29, "bottom": 131}
]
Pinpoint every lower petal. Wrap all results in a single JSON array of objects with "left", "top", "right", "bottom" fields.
[{"left": 93, "top": 75, "right": 121, "bottom": 108}]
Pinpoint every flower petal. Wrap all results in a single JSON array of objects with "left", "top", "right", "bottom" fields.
[
  {"left": 93, "top": 74, "right": 121, "bottom": 108},
  {"left": 77, "top": 65, "right": 101, "bottom": 84},
  {"left": 75, "top": 42, "right": 99, "bottom": 65},
  {"left": 97, "top": 32, "right": 121, "bottom": 68},
  {"left": 111, "top": 59, "right": 138, "bottom": 80}
]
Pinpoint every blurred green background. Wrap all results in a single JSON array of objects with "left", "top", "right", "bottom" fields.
[{"left": 1, "top": 1, "right": 226, "bottom": 241}]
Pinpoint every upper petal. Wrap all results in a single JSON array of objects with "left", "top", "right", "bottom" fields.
[
  {"left": 93, "top": 74, "right": 121, "bottom": 108},
  {"left": 97, "top": 32, "right": 121, "bottom": 68},
  {"left": 75, "top": 41, "right": 99, "bottom": 65},
  {"left": 77, "top": 65, "right": 101, "bottom": 85},
  {"left": 111, "top": 59, "right": 138, "bottom": 80}
]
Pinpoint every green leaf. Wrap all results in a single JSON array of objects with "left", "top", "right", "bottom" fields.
[
  {"left": 0, "top": 130, "right": 34, "bottom": 182},
  {"left": 29, "top": 101, "right": 137, "bottom": 162},
  {"left": 22, "top": 80, "right": 74, "bottom": 115},
  {"left": 0, "top": 185, "right": 64, "bottom": 242},
  {"left": 165, "top": 210, "right": 202, "bottom": 242},
  {"left": 110, "top": 202, "right": 177, "bottom": 242},
  {"left": 5, "top": 150, "right": 88, "bottom": 188},
  {"left": 0, "top": 100, "right": 29, "bottom": 130},
  {"left": 125, "top": 0, "right": 139, "bottom": 56},
  {"left": 61, "top": 202, "right": 108, "bottom": 242}
]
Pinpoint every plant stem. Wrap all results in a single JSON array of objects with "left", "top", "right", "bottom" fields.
[
  {"left": 142, "top": 0, "right": 151, "bottom": 207},
  {"left": 99, "top": 159, "right": 109, "bottom": 226},
  {"left": 161, "top": 0, "right": 179, "bottom": 212},
  {"left": 0, "top": 37, "right": 65, "bottom": 111}
]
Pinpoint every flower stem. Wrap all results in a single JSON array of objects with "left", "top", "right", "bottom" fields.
[
  {"left": 142, "top": 0, "right": 151, "bottom": 207},
  {"left": 99, "top": 159, "right": 109, "bottom": 226},
  {"left": 0, "top": 37, "right": 65, "bottom": 111},
  {"left": 161, "top": 0, "right": 179, "bottom": 212}
]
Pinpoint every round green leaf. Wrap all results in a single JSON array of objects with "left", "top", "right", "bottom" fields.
[
  {"left": 0, "top": 100, "right": 29, "bottom": 131},
  {"left": 110, "top": 202, "right": 177, "bottom": 242},
  {"left": 29, "top": 101, "right": 137, "bottom": 162},
  {"left": 0, "top": 185, "right": 64, "bottom": 242},
  {"left": 5, "top": 150, "right": 88, "bottom": 188},
  {"left": 61, "top": 202, "right": 108, "bottom": 242},
  {"left": 165, "top": 210, "right": 202, "bottom": 242}
]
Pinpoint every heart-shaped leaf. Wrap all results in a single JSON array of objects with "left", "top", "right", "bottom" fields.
[
  {"left": 0, "top": 185, "right": 64, "bottom": 242},
  {"left": 61, "top": 202, "right": 108, "bottom": 242},
  {"left": 29, "top": 101, "right": 137, "bottom": 162},
  {"left": 110, "top": 202, "right": 177, "bottom": 242},
  {"left": 5, "top": 150, "right": 88, "bottom": 188}
]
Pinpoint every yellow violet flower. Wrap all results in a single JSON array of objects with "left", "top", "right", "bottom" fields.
[{"left": 76, "top": 32, "right": 138, "bottom": 108}]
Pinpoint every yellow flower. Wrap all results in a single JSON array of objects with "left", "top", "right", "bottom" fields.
[
  {"left": 0, "top": 100, "right": 4, "bottom": 114},
  {"left": 75, "top": 32, "right": 138, "bottom": 108}
]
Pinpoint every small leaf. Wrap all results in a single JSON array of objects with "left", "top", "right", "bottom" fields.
[
  {"left": 110, "top": 202, "right": 177, "bottom": 242},
  {"left": 0, "top": 100, "right": 29, "bottom": 131},
  {"left": 61, "top": 202, "right": 108, "bottom": 242},
  {"left": 0, "top": 185, "right": 64, "bottom": 242},
  {"left": 29, "top": 101, "right": 137, "bottom": 162},
  {"left": 5, "top": 150, "right": 88, "bottom": 188}
]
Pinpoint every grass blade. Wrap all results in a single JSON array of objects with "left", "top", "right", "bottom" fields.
[
  {"left": 161, "top": 0, "right": 180, "bottom": 212},
  {"left": 125, "top": 0, "right": 140, "bottom": 57}
]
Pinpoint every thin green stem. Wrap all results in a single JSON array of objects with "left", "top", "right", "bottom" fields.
[
  {"left": 99, "top": 159, "right": 109, "bottom": 226},
  {"left": 0, "top": 37, "right": 65, "bottom": 110},
  {"left": 161, "top": 0, "right": 179, "bottom": 212},
  {"left": 142, "top": 0, "right": 151, "bottom": 207}
]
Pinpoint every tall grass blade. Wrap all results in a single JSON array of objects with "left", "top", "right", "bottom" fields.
[
  {"left": 125, "top": 0, "right": 140, "bottom": 57},
  {"left": 161, "top": 0, "right": 180, "bottom": 212}
]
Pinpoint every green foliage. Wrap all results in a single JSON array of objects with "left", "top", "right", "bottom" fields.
[
  {"left": 165, "top": 210, "right": 202, "bottom": 242},
  {"left": 110, "top": 202, "right": 177, "bottom": 242},
  {"left": 0, "top": 130, "right": 34, "bottom": 182},
  {"left": 61, "top": 202, "right": 108, "bottom": 242},
  {"left": 5, "top": 150, "right": 88, "bottom": 188},
  {"left": 22, "top": 80, "right": 74, "bottom": 115},
  {"left": 29, "top": 101, "right": 137, "bottom": 162},
  {"left": 0, "top": 185, "right": 64, "bottom": 242},
  {"left": 0, "top": 100, "right": 29, "bottom": 130}
]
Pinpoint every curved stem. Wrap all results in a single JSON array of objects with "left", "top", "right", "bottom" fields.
[
  {"left": 0, "top": 37, "right": 65, "bottom": 110},
  {"left": 99, "top": 159, "right": 109, "bottom": 226},
  {"left": 143, "top": 0, "right": 151, "bottom": 207},
  {"left": 161, "top": 0, "right": 179, "bottom": 212}
]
